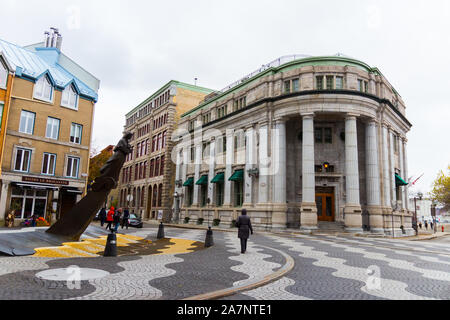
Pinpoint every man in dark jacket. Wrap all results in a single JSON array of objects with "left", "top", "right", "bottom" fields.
[
  {"left": 99, "top": 207, "right": 107, "bottom": 227},
  {"left": 236, "top": 209, "right": 253, "bottom": 254}
]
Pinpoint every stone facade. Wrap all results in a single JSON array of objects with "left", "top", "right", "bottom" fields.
[
  {"left": 174, "top": 55, "right": 414, "bottom": 236},
  {"left": 118, "top": 81, "right": 214, "bottom": 222}
]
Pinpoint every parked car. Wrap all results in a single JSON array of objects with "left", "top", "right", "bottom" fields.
[{"left": 127, "top": 213, "right": 143, "bottom": 228}]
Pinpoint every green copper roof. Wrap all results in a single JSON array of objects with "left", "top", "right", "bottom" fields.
[
  {"left": 181, "top": 55, "right": 384, "bottom": 118},
  {"left": 126, "top": 80, "right": 215, "bottom": 117}
]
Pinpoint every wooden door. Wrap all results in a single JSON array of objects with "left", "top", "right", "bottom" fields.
[{"left": 315, "top": 193, "right": 335, "bottom": 222}]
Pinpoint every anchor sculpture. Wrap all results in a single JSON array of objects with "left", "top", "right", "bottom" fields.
[{"left": 46, "top": 132, "right": 133, "bottom": 240}]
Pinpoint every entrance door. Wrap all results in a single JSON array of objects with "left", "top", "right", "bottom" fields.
[{"left": 316, "top": 193, "right": 335, "bottom": 222}]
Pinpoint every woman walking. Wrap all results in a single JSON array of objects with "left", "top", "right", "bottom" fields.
[{"left": 236, "top": 209, "right": 253, "bottom": 254}]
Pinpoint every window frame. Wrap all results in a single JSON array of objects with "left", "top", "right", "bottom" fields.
[
  {"left": 0, "top": 60, "right": 7, "bottom": 89},
  {"left": 41, "top": 152, "right": 57, "bottom": 176},
  {"left": 14, "top": 147, "right": 32, "bottom": 172},
  {"left": 70, "top": 123, "right": 83, "bottom": 144},
  {"left": 33, "top": 75, "right": 53, "bottom": 103},
  {"left": 61, "top": 84, "right": 79, "bottom": 110},
  {"left": 19, "top": 110, "right": 36, "bottom": 135},
  {"left": 45, "top": 117, "right": 60, "bottom": 140},
  {"left": 66, "top": 156, "right": 80, "bottom": 178}
]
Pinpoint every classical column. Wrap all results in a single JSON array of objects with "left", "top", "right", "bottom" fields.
[
  {"left": 402, "top": 138, "right": 409, "bottom": 212},
  {"left": 389, "top": 130, "right": 397, "bottom": 208},
  {"left": 300, "top": 113, "right": 317, "bottom": 230},
  {"left": 223, "top": 131, "right": 234, "bottom": 207},
  {"left": 208, "top": 138, "right": 215, "bottom": 205},
  {"left": 243, "top": 126, "right": 255, "bottom": 206},
  {"left": 344, "top": 114, "right": 363, "bottom": 232},
  {"left": 271, "top": 119, "right": 287, "bottom": 229},
  {"left": 258, "top": 122, "right": 269, "bottom": 205},
  {"left": 193, "top": 142, "right": 202, "bottom": 206},
  {"left": 398, "top": 136, "right": 406, "bottom": 211},
  {"left": 382, "top": 124, "right": 391, "bottom": 209},
  {"left": 365, "top": 119, "right": 383, "bottom": 233}
]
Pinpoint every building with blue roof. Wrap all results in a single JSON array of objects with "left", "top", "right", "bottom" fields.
[{"left": 0, "top": 28, "right": 100, "bottom": 226}]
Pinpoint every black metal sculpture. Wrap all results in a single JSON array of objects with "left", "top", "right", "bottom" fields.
[{"left": 46, "top": 132, "right": 133, "bottom": 240}]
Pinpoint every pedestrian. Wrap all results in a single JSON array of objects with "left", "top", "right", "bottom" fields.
[
  {"left": 430, "top": 221, "right": 434, "bottom": 230},
  {"left": 419, "top": 222, "right": 422, "bottom": 229},
  {"left": 5, "top": 210, "right": 15, "bottom": 228},
  {"left": 99, "top": 207, "right": 107, "bottom": 227},
  {"left": 31, "top": 214, "right": 37, "bottom": 227},
  {"left": 105, "top": 206, "right": 115, "bottom": 231},
  {"left": 113, "top": 208, "right": 122, "bottom": 232},
  {"left": 121, "top": 209, "right": 130, "bottom": 229},
  {"left": 236, "top": 209, "right": 253, "bottom": 254},
  {"left": 424, "top": 221, "right": 428, "bottom": 230}
]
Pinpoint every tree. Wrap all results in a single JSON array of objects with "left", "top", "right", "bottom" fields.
[
  {"left": 88, "top": 146, "right": 113, "bottom": 186},
  {"left": 430, "top": 165, "right": 450, "bottom": 211}
]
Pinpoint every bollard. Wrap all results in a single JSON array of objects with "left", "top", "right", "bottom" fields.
[
  {"left": 157, "top": 222, "right": 165, "bottom": 239},
  {"left": 104, "top": 231, "right": 117, "bottom": 257},
  {"left": 205, "top": 226, "right": 214, "bottom": 247}
]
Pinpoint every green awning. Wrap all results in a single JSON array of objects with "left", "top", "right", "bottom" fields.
[
  {"left": 195, "top": 175, "right": 208, "bottom": 185},
  {"left": 228, "top": 169, "right": 244, "bottom": 181},
  {"left": 395, "top": 174, "right": 408, "bottom": 186},
  {"left": 211, "top": 172, "right": 224, "bottom": 184},
  {"left": 183, "top": 177, "right": 194, "bottom": 186}
]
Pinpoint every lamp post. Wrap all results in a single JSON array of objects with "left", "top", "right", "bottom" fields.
[
  {"left": 431, "top": 201, "right": 437, "bottom": 234},
  {"left": 391, "top": 200, "right": 398, "bottom": 238}
]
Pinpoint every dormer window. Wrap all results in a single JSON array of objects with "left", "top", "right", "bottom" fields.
[
  {"left": 33, "top": 75, "right": 53, "bottom": 102},
  {"left": 61, "top": 84, "right": 78, "bottom": 110},
  {"left": 0, "top": 60, "right": 7, "bottom": 89}
]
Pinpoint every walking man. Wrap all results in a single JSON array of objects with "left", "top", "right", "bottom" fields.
[
  {"left": 99, "top": 207, "right": 107, "bottom": 227},
  {"left": 236, "top": 209, "right": 253, "bottom": 254},
  {"left": 121, "top": 209, "right": 130, "bottom": 229},
  {"left": 113, "top": 208, "right": 122, "bottom": 232}
]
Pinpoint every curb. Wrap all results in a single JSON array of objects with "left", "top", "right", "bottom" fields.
[{"left": 182, "top": 244, "right": 295, "bottom": 300}]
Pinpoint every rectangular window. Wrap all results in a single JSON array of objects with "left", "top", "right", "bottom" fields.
[
  {"left": 14, "top": 148, "right": 32, "bottom": 172},
  {"left": 19, "top": 110, "right": 35, "bottom": 134},
  {"left": 315, "top": 165, "right": 323, "bottom": 173},
  {"left": 358, "top": 79, "right": 363, "bottom": 92},
  {"left": 335, "top": 76, "right": 343, "bottom": 89},
  {"left": 292, "top": 79, "right": 299, "bottom": 92},
  {"left": 326, "top": 76, "right": 334, "bottom": 90},
  {"left": 316, "top": 76, "right": 324, "bottom": 90},
  {"left": 364, "top": 81, "right": 369, "bottom": 93},
  {"left": 188, "top": 120, "right": 195, "bottom": 131},
  {"left": 216, "top": 182, "right": 224, "bottom": 206},
  {"left": 42, "top": 153, "right": 56, "bottom": 175},
  {"left": 284, "top": 80, "right": 291, "bottom": 93},
  {"left": 70, "top": 123, "right": 82, "bottom": 144},
  {"left": 314, "top": 128, "right": 323, "bottom": 143},
  {"left": 45, "top": 117, "right": 60, "bottom": 140},
  {"left": 190, "top": 146, "right": 195, "bottom": 162},
  {"left": 66, "top": 156, "right": 79, "bottom": 178},
  {"left": 160, "top": 155, "right": 165, "bottom": 176},
  {"left": 0, "top": 104, "right": 4, "bottom": 129},
  {"left": 324, "top": 128, "right": 332, "bottom": 143},
  {"left": 233, "top": 100, "right": 239, "bottom": 112},
  {"left": 234, "top": 180, "right": 243, "bottom": 207}
]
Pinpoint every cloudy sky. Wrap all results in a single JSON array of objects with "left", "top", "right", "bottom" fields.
[{"left": 1, "top": 0, "right": 449, "bottom": 195}]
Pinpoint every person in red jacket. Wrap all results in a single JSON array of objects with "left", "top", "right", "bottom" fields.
[{"left": 105, "top": 206, "right": 115, "bottom": 231}]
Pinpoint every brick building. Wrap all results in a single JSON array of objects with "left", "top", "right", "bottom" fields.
[
  {"left": 0, "top": 29, "right": 99, "bottom": 225},
  {"left": 118, "top": 81, "right": 213, "bottom": 221}
]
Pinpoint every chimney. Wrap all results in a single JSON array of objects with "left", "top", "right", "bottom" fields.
[{"left": 44, "top": 31, "right": 51, "bottom": 47}]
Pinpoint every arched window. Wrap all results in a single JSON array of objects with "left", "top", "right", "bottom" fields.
[
  {"left": 141, "top": 188, "right": 145, "bottom": 207},
  {"left": 34, "top": 75, "right": 53, "bottom": 102},
  {"left": 132, "top": 188, "right": 136, "bottom": 207},
  {"left": 61, "top": 84, "right": 78, "bottom": 109},
  {"left": 152, "top": 184, "right": 158, "bottom": 207},
  {"left": 158, "top": 184, "right": 163, "bottom": 207},
  {"left": 136, "top": 187, "right": 140, "bottom": 209}
]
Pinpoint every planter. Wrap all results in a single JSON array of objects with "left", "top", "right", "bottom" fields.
[{"left": 213, "top": 219, "right": 221, "bottom": 226}]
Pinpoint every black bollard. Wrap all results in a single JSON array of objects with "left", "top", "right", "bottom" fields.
[
  {"left": 104, "top": 231, "right": 117, "bottom": 257},
  {"left": 205, "top": 226, "right": 214, "bottom": 247},
  {"left": 157, "top": 222, "right": 165, "bottom": 239}
]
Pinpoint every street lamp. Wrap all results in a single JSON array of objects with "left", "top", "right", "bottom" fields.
[
  {"left": 431, "top": 201, "right": 437, "bottom": 233},
  {"left": 391, "top": 200, "right": 398, "bottom": 238}
]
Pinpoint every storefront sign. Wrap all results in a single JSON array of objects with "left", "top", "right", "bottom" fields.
[{"left": 22, "top": 176, "right": 69, "bottom": 185}]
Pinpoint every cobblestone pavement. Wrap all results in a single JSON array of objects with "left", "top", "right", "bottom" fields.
[{"left": 1, "top": 225, "right": 450, "bottom": 300}]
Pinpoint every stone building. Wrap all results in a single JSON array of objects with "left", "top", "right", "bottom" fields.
[
  {"left": 118, "top": 81, "right": 214, "bottom": 221},
  {"left": 0, "top": 29, "right": 99, "bottom": 225},
  {"left": 173, "top": 54, "right": 413, "bottom": 236}
]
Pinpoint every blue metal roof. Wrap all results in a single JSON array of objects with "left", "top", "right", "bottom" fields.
[{"left": 0, "top": 38, "right": 98, "bottom": 102}]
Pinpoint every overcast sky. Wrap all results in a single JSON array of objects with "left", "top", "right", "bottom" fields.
[{"left": 1, "top": 0, "right": 449, "bottom": 195}]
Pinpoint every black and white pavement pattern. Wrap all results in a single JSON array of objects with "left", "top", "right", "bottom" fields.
[{"left": 1, "top": 225, "right": 450, "bottom": 300}]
